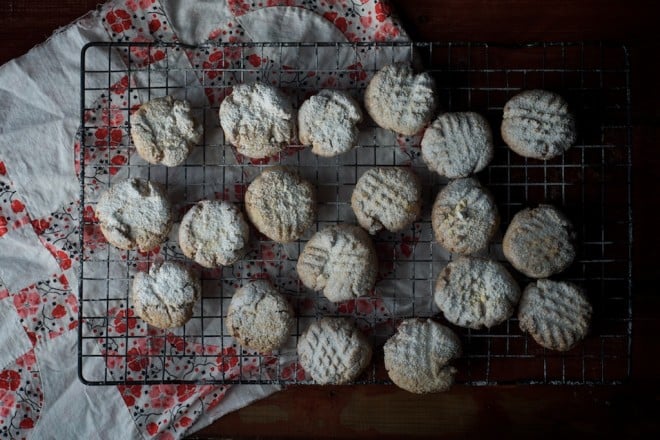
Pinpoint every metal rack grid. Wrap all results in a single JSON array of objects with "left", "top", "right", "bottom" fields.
[{"left": 78, "top": 41, "right": 632, "bottom": 386}]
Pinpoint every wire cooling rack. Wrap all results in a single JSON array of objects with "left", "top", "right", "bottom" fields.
[{"left": 78, "top": 42, "right": 632, "bottom": 386}]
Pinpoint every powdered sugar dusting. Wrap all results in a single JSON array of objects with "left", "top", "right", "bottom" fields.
[
  {"left": 501, "top": 89, "right": 576, "bottom": 160},
  {"left": 219, "top": 82, "right": 296, "bottom": 158},
  {"left": 384, "top": 319, "right": 461, "bottom": 393},
  {"left": 226, "top": 279, "right": 294, "bottom": 353},
  {"left": 364, "top": 62, "right": 437, "bottom": 135},
  {"left": 434, "top": 257, "right": 521, "bottom": 329},
  {"left": 178, "top": 200, "right": 249, "bottom": 268},
  {"left": 96, "top": 178, "right": 172, "bottom": 251},
  {"left": 432, "top": 177, "right": 499, "bottom": 255},
  {"left": 298, "top": 89, "right": 362, "bottom": 157},
  {"left": 131, "top": 95, "right": 203, "bottom": 167},
  {"left": 131, "top": 261, "right": 201, "bottom": 329},
  {"left": 244, "top": 167, "right": 316, "bottom": 243}
]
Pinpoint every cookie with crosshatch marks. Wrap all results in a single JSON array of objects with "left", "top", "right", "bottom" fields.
[
  {"left": 296, "top": 224, "right": 377, "bottom": 302},
  {"left": 244, "top": 167, "right": 316, "bottom": 243},
  {"left": 298, "top": 89, "right": 363, "bottom": 157},
  {"left": 434, "top": 256, "right": 521, "bottom": 329},
  {"left": 421, "top": 112, "right": 494, "bottom": 178},
  {"left": 432, "top": 177, "right": 499, "bottom": 255},
  {"left": 178, "top": 200, "right": 250, "bottom": 268},
  {"left": 226, "top": 279, "right": 294, "bottom": 353},
  {"left": 351, "top": 167, "right": 422, "bottom": 234},
  {"left": 518, "top": 279, "right": 592, "bottom": 351},
  {"left": 384, "top": 318, "right": 462, "bottom": 393},
  {"left": 131, "top": 95, "right": 203, "bottom": 167},
  {"left": 501, "top": 89, "right": 576, "bottom": 160},
  {"left": 96, "top": 178, "right": 172, "bottom": 252},
  {"left": 219, "top": 82, "right": 296, "bottom": 159},
  {"left": 297, "top": 317, "right": 372, "bottom": 385},
  {"left": 503, "top": 204, "right": 576, "bottom": 278},
  {"left": 131, "top": 261, "right": 201, "bottom": 329},
  {"left": 364, "top": 62, "right": 437, "bottom": 135}
]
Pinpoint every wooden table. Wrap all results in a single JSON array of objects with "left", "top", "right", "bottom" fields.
[{"left": 2, "top": 1, "right": 658, "bottom": 437}]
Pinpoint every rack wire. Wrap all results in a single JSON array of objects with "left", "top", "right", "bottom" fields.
[{"left": 78, "top": 42, "right": 632, "bottom": 386}]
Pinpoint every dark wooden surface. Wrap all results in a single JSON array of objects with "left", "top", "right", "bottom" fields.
[{"left": 1, "top": 1, "right": 659, "bottom": 438}]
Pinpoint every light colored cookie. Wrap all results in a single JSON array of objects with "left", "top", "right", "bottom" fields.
[
  {"left": 421, "top": 112, "right": 494, "bottom": 178},
  {"left": 219, "top": 82, "right": 296, "bottom": 158},
  {"left": 351, "top": 167, "right": 422, "bottom": 234},
  {"left": 226, "top": 279, "right": 294, "bottom": 353},
  {"left": 364, "top": 62, "right": 437, "bottom": 135},
  {"left": 434, "top": 256, "right": 521, "bottom": 329},
  {"left": 431, "top": 178, "right": 499, "bottom": 255},
  {"left": 178, "top": 200, "right": 249, "bottom": 268},
  {"left": 518, "top": 279, "right": 592, "bottom": 351},
  {"left": 384, "top": 318, "right": 462, "bottom": 394},
  {"left": 296, "top": 224, "right": 377, "bottom": 302},
  {"left": 298, "top": 89, "right": 362, "bottom": 157},
  {"left": 131, "top": 261, "right": 201, "bottom": 329},
  {"left": 130, "top": 95, "right": 203, "bottom": 167},
  {"left": 96, "top": 178, "right": 172, "bottom": 252},
  {"left": 501, "top": 89, "right": 576, "bottom": 160},
  {"left": 297, "top": 317, "right": 372, "bottom": 385},
  {"left": 244, "top": 167, "right": 316, "bottom": 243},
  {"left": 503, "top": 204, "right": 576, "bottom": 278}
]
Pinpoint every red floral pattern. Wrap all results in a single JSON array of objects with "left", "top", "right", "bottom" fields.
[
  {"left": 10, "top": 274, "right": 78, "bottom": 343},
  {"left": 106, "top": 9, "right": 133, "bottom": 34},
  {"left": 0, "top": 351, "right": 42, "bottom": 439}
]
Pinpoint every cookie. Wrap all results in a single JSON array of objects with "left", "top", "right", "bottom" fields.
[
  {"left": 421, "top": 112, "right": 494, "bottom": 178},
  {"left": 364, "top": 63, "right": 437, "bottom": 135},
  {"left": 131, "top": 261, "right": 201, "bottom": 329},
  {"left": 434, "top": 256, "right": 521, "bottom": 329},
  {"left": 96, "top": 178, "right": 172, "bottom": 252},
  {"left": 503, "top": 204, "right": 576, "bottom": 278},
  {"left": 219, "top": 82, "right": 296, "bottom": 158},
  {"left": 297, "top": 317, "right": 372, "bottom": 385},
  {"left": 130, "top": 95, "right": 203, "bottom": 167},
  {"left": 226, "top": 279, "right": 294, "bottom": 353},
  {"left": 297, "top": 224, "right": 377, "bottom": 302},
  {"left": 178, "top": 200, "right": 250, "bottom": 268},
  {"left": 298, "top": 89, "right": 362, "bottom": 157},
  {"left": 244, "top": 167, "right": 316, "bottom": 243},
  {"left": 351, "top": 167, "right": 422, "bottom": 234},
  {"left": 384, "top": 319, "right": 462, "bottom": 394},
  {"left": 431, "top": 178, "right": 499, "bottom": 255},
  {"left": 501, "top": 89, "right": 576, "bottom": 160},
  {"left": 518, "top": 279, "right": 592, "bottom": 351}
]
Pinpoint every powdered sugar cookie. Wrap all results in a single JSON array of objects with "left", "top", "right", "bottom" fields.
[
  {"left": 432, "top": 178, "right": 499, "bottom": 255},
  {"left": 364, "top": 63, "right": 437, "bottom": 135},
  {"left": 296, "top": 224, "right": 377, "bottom": 302},
  {"left": 518, "top": 279, "right": 592, "bottom": 351},
  {"left": 298, "top": 89, "right": 362, "bottom": 157},
  {"left": 131, "top": 95, "right": 203, "bottom": 167},
  {"left": 178, "top": 200, "right": 250, "bottom": 268},
  {"left": 384, "top": 319, "right": 462, "bottom": 393},
  {"left": 219, "top": 82, "right": 296, "bottom": 158},
  {"left": 501, "top": 89, "right": 576, "bottom": 160},
  {"left": 131, "top": 261, "right": 201, "bottom": 329},
  {"left": 434, "top": 256, "right": 521, "bottom": 329},
  {"left": 351, "top": 167, "right": 422, "bottom": 234},
  {"left": 503, "top": 204, "right": 576, "bottom": 278},
  {"left": 244, "top": 167, "right": 316, "bottom": 243},
  {"left": 297, "top": 317, "right": 372, "bottom": 385},
  {"left": 226, "top": 279, "right": 294, "bottom": 353},
  {"left": 96, "top": 178, "right": 172, "bottom": 252},
  {"left": 421, "top": 112, "right": 494, "bottom": 178}
]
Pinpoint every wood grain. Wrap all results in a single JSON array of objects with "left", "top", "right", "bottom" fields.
[{"left": 1, "top": 1, "right": 658, "bottom": 438}]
